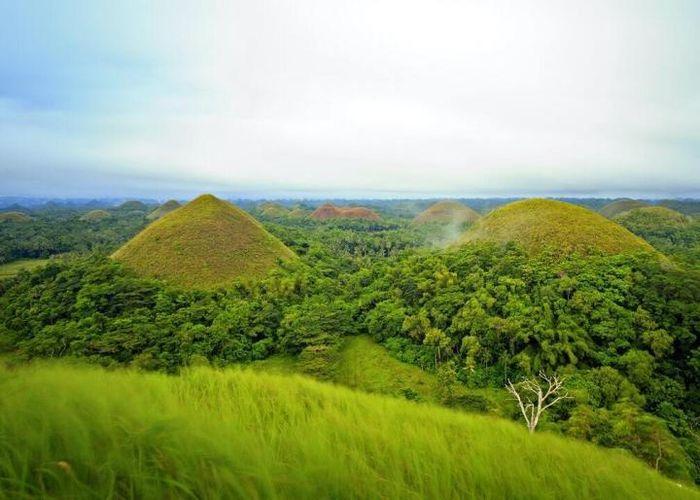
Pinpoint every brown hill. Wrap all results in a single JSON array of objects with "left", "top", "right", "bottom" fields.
[
  {"left": 147, "top": 200, "right": 182, "bottom": 221},
  {"left": 413, "top": 200, "right": 481, "bottom": 225},
  {"left": 310, "top": 203, "right": 380, "bottom": 221}
]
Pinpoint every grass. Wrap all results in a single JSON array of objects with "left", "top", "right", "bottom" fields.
[
  {"left": 459, "top": 198, "right": 655, "bottom": 257},
  {"left": 146, "top": 200, "right": 181, "bottom": 220},
  {"left": 600, "top": 198, "right": 650, "bottom": 218},
  {"left": 0, "top": 211, "right": 32, "bottom": 223},
  {"left": 113, "top": 194, "right": 296, "bottom": 289},
  {"left": 0, "top": 361, "right": 696, "bottom": 499},
  {"left": 0, "top": 258, "right": 51, "bottom": 279},
  {"left": 614, "top": 206, "right": 692, "bottom": 230},
  {"left": 413, "top": 200, "right": 481, "bottom": 224},
  {"left": 79, "top": 210, "right": 111, "bottom": 222}
]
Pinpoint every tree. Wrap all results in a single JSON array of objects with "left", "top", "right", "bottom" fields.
[{"left": 506, "top": 372, "right": 571, "bottom": 433}]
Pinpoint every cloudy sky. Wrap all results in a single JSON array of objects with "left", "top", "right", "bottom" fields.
[{"left": 1, "top": 0, "right": 699, "bottom": 198}]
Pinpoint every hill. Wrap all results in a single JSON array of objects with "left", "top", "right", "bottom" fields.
[
  {"left": 112, "top": 194, "right": 296, "bottom": 288},
  {"left": 614, "top": 206, "right": 691, "bottom": 232},
  {"left": 0, "top": 362, "right": 695, "bottom": 499},
  {"left": 259, "top": 202, "right": 290, "bottom": 217},
  {"left": 79, "top": 209, "right": 111, "bottom": 222},
  {"left": 310, "top": 203, "right": 380, "bottom": 221},
  {"left": 288, "top": 206, "right": 310, "bottom": 218},
  {"left": 0, "top": 211, "right": 31, "bottom": 223},
  {"left": 146, "top": 200, "right": 181, "bottom": 220},
  {"left": 458, "top": 199, "right": 654, "bottom": 256},
  {"left": 413, "top": 200, "right": 481, "bottom": 225},
  {"left": 600, "top": 198, "right": 650, "bottom": 218},
  {"left": 117, "top": 200, "right": 148, "bottom": 211}
]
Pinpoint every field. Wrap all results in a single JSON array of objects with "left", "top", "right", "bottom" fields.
[
  {"left": 0, "top": 259, "right": 51, "bottom": 279},
  {"left": 0, "top": 361, "right": 696, "bottom": 499}
]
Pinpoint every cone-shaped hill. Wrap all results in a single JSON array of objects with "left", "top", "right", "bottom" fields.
[
  {"left": 0, "top": 211, "right": 32, "bottom": 223},
  {"left": 600, "top": 198, "right": 649, "bottom": 218},
  {"left": 310, "top": 203, "right": 380, "bottom": 221},
  {"left": 147, "top": 200, "right": 181, "bottom": 220},
  {"left": 614, "top": 206, "right": 691, "bottom": 232},
  {"left": 413, "top": 200, "right": 481, "bottom": 225},
  {"left": 80, "top": 210, "right": 111, "bottom": 222},
  {"left": 118, "top": 200, "right": 148, "bottom": 211},
  {"left": 113, "top": 194, "right": 296, "bottom": 289},
  {"left": 458, "top": 199, "right": 655, "bottom": 257},
  {"left": 259, "top": 202, "right": 290, "bottom": 217}
]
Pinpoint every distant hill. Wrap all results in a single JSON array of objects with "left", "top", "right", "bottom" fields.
[
  {"left": 80, "top": 210, "right": 111, "bottom": 222},
  {"left": 614, "top": 206, "right": 691, "bottom": 232},
  {"left": 288, "top": 206, "right": 310, "bottom": 218},
  {"left": 0, "top": 211, "right": 31, "bottom": 223},
  {"left": 413, "top": 200, "right": 481, "bottom": 225},
  {"left": 310, "top": 203, "right": 380, "bottom": 221},
  {"left": 259, "top": 202, "right": 290, "bottom": 217},
  {"left": 117, "top": 200, "right": 148, "bottom": 211},
  {"left": 459, "top": 198, "right": 654, "bottom": 256},
  {"left": 113, "top": 194, "right": 296, "bottom": 288},
  {"left": 146, "top": 200, "right": 181, "bottom": 221},
  {"left": 600, "top": 199, "right": 650, "bottom": 218}
]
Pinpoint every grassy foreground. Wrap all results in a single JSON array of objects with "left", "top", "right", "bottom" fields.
[{"left": 0, "top": 363, "right": 696, "bottom": 499}]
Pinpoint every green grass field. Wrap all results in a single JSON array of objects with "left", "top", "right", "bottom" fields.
[
  {"left": 0, "top": 258, "right": 51, "bottom": 279},
  {"left": 0, "top": 362, "right": 695, "bottom": 499}
]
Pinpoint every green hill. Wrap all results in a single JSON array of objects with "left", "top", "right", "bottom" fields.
[
  {"left": 113, "top": 194, "right": 296, "bottom": 288},
  {"left": 458, "top": 198, "right": 654, "bottom": 256},
  {"left": 0, "top": 211, "right": 31, "bottom": 223},
  {"left": 0, "top": 362, "right": 695, "bottom": 499},
  {"left": 413, "top": 200, "right": 481, "bottom": 225},
  {"left": 146, "top": 200, "right": 181, "bottom": 220},
  {"left": 117, "top": 200, "right": 148, "bottom": 211},
  {"left": 600, "top": 198, "right": 650, "bottom": 218},
  {"left": 259, "top": 202, "right": 290, "bottom": 217},
  {"left": 79, "top": 209, "right": 111, "bottom": 222},
  {"left": 614, "top": 206, "right": 691, "bottom": 232}
]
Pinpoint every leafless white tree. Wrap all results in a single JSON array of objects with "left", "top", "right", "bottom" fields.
[{"left": 506, "top": 372, "right": 571, "bottom": 433}]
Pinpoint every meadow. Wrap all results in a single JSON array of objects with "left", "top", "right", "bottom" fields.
[{"left": 0, "top": 361, "right": 696, "bottom": 499}]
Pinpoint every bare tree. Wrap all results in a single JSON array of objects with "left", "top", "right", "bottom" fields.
[{"left": 506, "top": 372, "right": 571, "bottom": 433}]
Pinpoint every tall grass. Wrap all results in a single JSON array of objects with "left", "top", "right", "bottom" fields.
[{"left": 0, "top": 362, "right": 696, "bottom": 499}]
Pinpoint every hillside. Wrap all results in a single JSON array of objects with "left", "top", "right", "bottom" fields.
[
  {"left": 146, "top": 200, "right": 181, "bottom": 220},
  {"left": 310, "top": 203, "right": 381, "bottom": 221},
  {"left": 0, "top": 211, "right": 31, "bottom": 223},
  {"left": 113, "top": 194, "right": 296, "bottom": 288},
  {"left": 458, "top": 198, "right": 655, "bottom": 256},
  {"left": 259, "top": 202, "right": 290, "bottom": 217},
  {"left": 614, "top": 206, "right": 691, "bottom": 232},
  {"left": 79, "top": 209, "right": 111, "bottom": 222},
  {"left": 117, "top": 200, "right": 148, "bottom": 211},
  {"left": 414, "top": 200, "right": 481, "bottom": 225},
  {"left": 0, "top": 362, "right": 695, "bottom": 499},
  {"left": 600, "top": 198, "right": 650, "bottom": 218}
]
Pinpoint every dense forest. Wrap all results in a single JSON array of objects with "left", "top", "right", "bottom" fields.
[{"left": 1, "top": 199, "right": 699, "bottom": 484}]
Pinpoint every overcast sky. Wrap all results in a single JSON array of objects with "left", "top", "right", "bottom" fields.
[{"left": 1, "top": 0, "right": 699, "bottom": 198}]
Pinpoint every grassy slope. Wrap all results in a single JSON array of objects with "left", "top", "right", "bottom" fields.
[
  {"left": 0, "top": 211, "right": 32, "bottom": 223},
  {"left": 0, "top": 258, "right": 51, "bottom": 279},
  {"left": 0, "top": 362, "right": 696, "bottom": 499},
  {"left": 79, "top": 209, "right": 111, "bottom": 222},
  {"left": 113, "top": 194, "right": 296, "bottom": 289},
  {"left": 600, "top": 199, "right": 650, "bottom": 218},
  {"left": 146, "top": 200, "right": 181, "bottom": 220},
  {"left": 614, "top": 206, "right": 691, "bottom": 230},
  {"left": 459, "top": 198, "right": 655, "bottom": 256},
  {"left": 413, "top": 200, "right": 481, "bottom": 224}
]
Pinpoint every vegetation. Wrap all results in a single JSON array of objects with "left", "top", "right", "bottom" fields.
[
  {"left": 258, "top": 202, "right": 290, "bottom": 217},
  {"left": 600, "top": 199, "right": 650, "bottom": 218},
  {"left": 113, "top": 194, "right": 297, "bottom": 289},
  {"left": 0, "top": 258, "right": 51, "bottom": 279},
  {"left": 413, "top": 200, "right": 481, "bottom": 225},
  {"left": 0, "top": 362, "right": 696, "bottom": 499},
  {"left": 146, "top": 199, "right": 181, "bottom": 220},
  {"left": 117, "top": 200, "right": 148, "bottom": 211},
  {"left": 0, "top": 211, "right": 32, "bottom": 223},
  {"left": 459, "top": 199, "right": 655, "bottom": 256}
]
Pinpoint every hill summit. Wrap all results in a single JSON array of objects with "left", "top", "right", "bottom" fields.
[
  {"left": 310, "top": 203, "right": 380, "bottom": 221},
  {"left": 113, "top": 194, "right": 296, "bottom": 288},
  {"left": 458, "top": 198, "right": 654, "bottom": 257},
  {"left": 600, "top": 198, "right": 649, "bottom": 218},
  {"left": 147, "top": 200, "right": 181, "bottom": 220},
  {"left": 413, "top": 200, "right": 481, "bottom": 225}
]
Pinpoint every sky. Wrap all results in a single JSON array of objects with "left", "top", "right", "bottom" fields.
[{"left": 1, "top": 0, "right": 699, "bottom": 199}]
